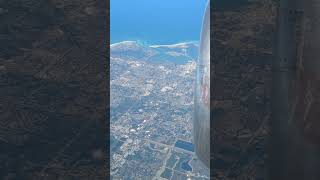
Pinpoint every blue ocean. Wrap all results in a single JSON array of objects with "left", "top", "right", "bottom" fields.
[{"left": 110, "top": 0, "right": 208, "bottom": 45}]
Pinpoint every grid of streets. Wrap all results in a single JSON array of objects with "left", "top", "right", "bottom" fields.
[{"left": 110, "top": 43, "right": 209, "bottom": 179}]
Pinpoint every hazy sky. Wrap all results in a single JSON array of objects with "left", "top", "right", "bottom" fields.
[{"left": 111, "top": 0, "right": 208, "bottom": 44}]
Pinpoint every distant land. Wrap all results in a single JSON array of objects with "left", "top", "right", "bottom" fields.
[{"left": 110, "top": 41, "right": 199, "bottom": 64}]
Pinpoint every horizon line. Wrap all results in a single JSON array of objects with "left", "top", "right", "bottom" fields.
[{"left": 110, "top": 40, "right": 199, "bottom": 47}]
